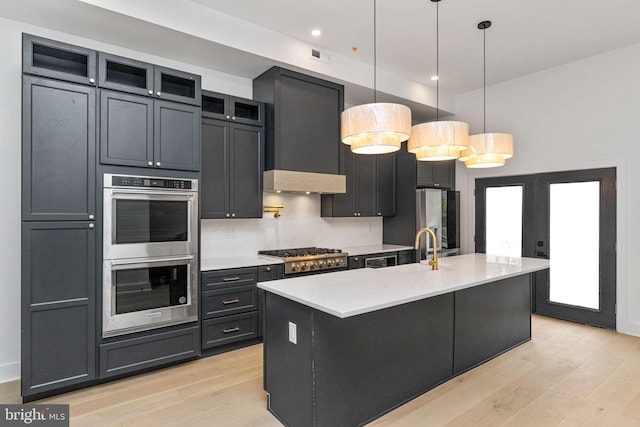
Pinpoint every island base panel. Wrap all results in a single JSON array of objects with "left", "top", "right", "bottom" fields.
[
  {"left": 454, "top": 274, "right": 532, "bottom": 374},
  {"left": 264, "top": 292, "right": 454, "bottom": 427},
  {"left": 264, "top": 293, "right": 313, "bottom": 427},
  {"left": 313, "top": 294, "right": 454, "bottom": 427}
]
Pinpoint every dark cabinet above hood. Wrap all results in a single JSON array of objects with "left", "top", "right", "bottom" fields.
[{"left": 253, "top": 67, "right": 346, "bottom": 194}]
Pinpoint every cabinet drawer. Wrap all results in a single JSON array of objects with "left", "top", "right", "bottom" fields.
[
  {"left": 99, "top": 325, "right": 200, "bottom": 379},
  {"left": 257, "top": 264, "right": 284, "bottom": 282},
  {"left": 202, "top": 285, "right": 257, "bottom": 319},
  {"left": 202, "top": 312, "right": 257, "bottom": 349},
  {"left": 202, "top": 267, "right": 257, "bottom": 290}
]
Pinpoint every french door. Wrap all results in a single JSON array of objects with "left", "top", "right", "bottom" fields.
[{"left": 475, "top": 168, "right": 616, "bottom": 329}]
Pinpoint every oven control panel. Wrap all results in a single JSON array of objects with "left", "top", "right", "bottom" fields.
[{"left": 107, "top": 174, "right": 194, "bottom": 190}]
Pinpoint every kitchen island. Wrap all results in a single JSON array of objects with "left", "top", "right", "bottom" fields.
[{"left": 258, "top": 254, "right": 550, "bottom": 427}]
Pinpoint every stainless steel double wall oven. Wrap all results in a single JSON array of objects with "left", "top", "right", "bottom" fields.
[{"left": 102, "top": 174, "right": 199, "bottom": 337}]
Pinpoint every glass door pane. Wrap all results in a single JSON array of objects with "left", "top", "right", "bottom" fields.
[
  {"left": 549, "top": 181, "right": 600, "bottom": 309},
  {"left": 485, "top": 186, "right": 523, "bottom": 257}
]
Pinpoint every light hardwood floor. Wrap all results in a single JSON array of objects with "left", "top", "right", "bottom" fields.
[{"left": 3, "top": 315, "right": 640, "bottom": 426}]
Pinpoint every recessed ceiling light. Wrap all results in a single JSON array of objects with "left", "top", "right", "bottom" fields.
[
  {"left": 305, "top": 191, "right": 311, "bottom": 195},
  {"left": 311, "top": 29, "right": 322, "bottom": 37},
  {"left": 431, "top": 75, "right": 439, "bottom": 81}
]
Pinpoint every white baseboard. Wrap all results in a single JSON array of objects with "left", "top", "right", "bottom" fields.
[{"left": 0, "top": 361, "right": 20, "bottom": 384}]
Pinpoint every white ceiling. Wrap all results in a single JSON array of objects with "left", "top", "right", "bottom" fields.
[
  {"left": 191, "top": 0, "right": 640, "bottom": 94},
  {"left": 3, "top": 0, "right": 640, "bottom": 119}
]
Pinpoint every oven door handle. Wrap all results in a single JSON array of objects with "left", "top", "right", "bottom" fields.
[
  {"left": 110, "top": 189, "right": 196, "bottom": 198},
  {"left": 110, "top": 255, "right": 194, "bottom": 266}
]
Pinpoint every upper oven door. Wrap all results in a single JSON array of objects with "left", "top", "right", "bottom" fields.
[{"left": 103, "top": 187, "right": 198, "bottom": 260}]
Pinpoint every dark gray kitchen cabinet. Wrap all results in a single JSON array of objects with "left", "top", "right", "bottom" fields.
[
  {"left": 99, "top": 325, "right": 200, "bottom": 379},
  {"left": 321, "top": 145, "right": 396, "bottom": 217},
  {"left": 253, "top": 67, "right": 343, "bottom": 174},
  {"left": 98, "top": 52, "right": 201, "bottom": 106},
  {"left": 100, "top": 90, "right": 200, "bottom": 171},
  {"left": 201, "top": 117, "right": 264, "bottom": 219},
  {"left": 202, "top": 90, "right": 264, "bottom": 126},
  {"left": 398, "top": 249, "right": 416, "bottom": 265},
  {"left": 384, "top": 143, "right": 457, "bottom": 248},
  {"left": 201, "top": 267, "right": 260, "bottom": 350},
  {"left": 416, "top": 159, "right": 456, "bottom": 189},
  {"left": 23, "top": 33, "right": 97, "bottom": 86},
  {"left": 21, "top": 222, "right": 96, "bottom": 399},
  {"left": 22, "top": 76, "right": 96, "bottom": 222}
]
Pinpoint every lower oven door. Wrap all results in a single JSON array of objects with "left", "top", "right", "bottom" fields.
[{"left": 103, "top": 255, "right": 198, "bottom": 338}]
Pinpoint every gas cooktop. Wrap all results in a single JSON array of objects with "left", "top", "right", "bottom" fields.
[{"left": 258, "top": 247, "right": 348, "bottom": 275}]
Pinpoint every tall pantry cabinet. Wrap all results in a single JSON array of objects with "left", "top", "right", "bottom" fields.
[{"left": 21, "top": 34, "right": 98, "bottom": 400}]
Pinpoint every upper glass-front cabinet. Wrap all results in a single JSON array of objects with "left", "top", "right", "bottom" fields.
[
  {"left": 99, "top": 53, "right": 201, "bottom": 106},
  {"left": 22, "top": 34, "right": 98, "bottom": 86},
  {"left": 98, "top": 53, "right": 154, "bottom": 96},
  {"left": 201, "top": 90, "right": 264, "bottom": 126}
]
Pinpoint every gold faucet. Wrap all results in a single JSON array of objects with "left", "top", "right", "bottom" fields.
[
  {"left": 263, "top": 204, "right": 284, "bottom": 218},
  {"left": 414, "top": 228, "right": 439, "bottom": 270}
]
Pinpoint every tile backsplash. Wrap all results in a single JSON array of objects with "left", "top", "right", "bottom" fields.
[{"left": 200, "top": 192, "right": 382, "bottom": 258}]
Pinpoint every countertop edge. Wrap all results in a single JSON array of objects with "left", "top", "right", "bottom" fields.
[{"left": 258, "top": 254, "right": 550, "bottom": 318}]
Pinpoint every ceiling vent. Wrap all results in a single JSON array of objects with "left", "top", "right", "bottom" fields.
[{"left": 311, "top": 48, "right": 329, "bottom": 62}]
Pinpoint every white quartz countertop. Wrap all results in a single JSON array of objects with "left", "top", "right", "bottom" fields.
[
  {"left": 201, "top": 255, "right": 283, "bottom": 271},
  {"left": 258, "top": 253, "right": 550, "bottom": 318},
  {"left": 341, "top": 244, "right": 414, "bottom": 256}
]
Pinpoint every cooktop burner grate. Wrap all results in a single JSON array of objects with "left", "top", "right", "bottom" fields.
[{"left": 259, "top": 247, "right": 342, "bottom": 258}]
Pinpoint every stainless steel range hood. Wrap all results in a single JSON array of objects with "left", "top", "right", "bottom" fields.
[{"left": 263, "top": 170, "right": 346, "bottom": 194}]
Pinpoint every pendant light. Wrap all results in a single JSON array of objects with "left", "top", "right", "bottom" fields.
[
  {"left": 407, "top": 0, "right": 469, "bottom": 161},
  {"left": 459, "top": 20, "right": 513, "bottom": 168},
  {"left": 340, "top": 0, "right": 412, "bottom": 155}
]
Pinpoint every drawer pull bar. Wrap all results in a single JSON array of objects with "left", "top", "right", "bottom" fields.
[
  {"left": 222, "top": 299, "right": 240, "bottom": 305},
  {"left": 223, "top": 327, "right": 240, "bottom": 333},
  {"left": 223, "top": 277, "right": 241, "bottom": 282}
]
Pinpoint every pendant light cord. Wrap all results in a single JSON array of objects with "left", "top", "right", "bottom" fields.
[
  {"left": 373, "top": 0, "right": 377, "bottom": 103},
  {"left": 435, "top": 0, "right": 439, "bottom": 122},
  {"left": 483, "top": 24, "right": 486, "bottom": 133}
]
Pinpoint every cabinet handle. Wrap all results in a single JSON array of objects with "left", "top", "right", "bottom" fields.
[
  {"left": 265, "top": 267, "right": 272, "bottom": 272},
  {"left": 226, "top": 213, "right": 230, "bottom": 218},
  {"left": 88, "top": 223, "right": 94, "bottom": 229},
  {"left": 231, "top": 116, "right": 236, "bottom": 121},
  {"left": 223, "top": 327, "right": 240, "bottom": 333},
  {"left": 231, "top": 213, "right": 236, "bottom": 217},
  {"left": 377, "top": 212, "right": 381, "bottom": 216},
  {"left": 147, "top": 161, "right": 153, "bottom": 166},
  {"left": 223, "top": 276, "right": 240, "bottom": 282},
  {"left": 89, "top": 77, "right": 95, "bottom": 84},
  {"left": 222, "top": 299, "right": 240, "bottom": 305},
  {"left": 148, "top": 90, "right": 154, "bottom": 95},
  {"left": 226, "top": 115, "right": 231, "bottom": 120},
  {"left": 156, "top": 161, "right": 161, "bottom": 167},
  {"left": 89, "top": 214, "right": 95, "bottom": 220},
  {"left": 156, "top": 91, "right": 162, "bottom": 97}
]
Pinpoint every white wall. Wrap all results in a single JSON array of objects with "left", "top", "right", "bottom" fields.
[{"left": 454, "top": 42, "right": 640, "bottom": 336}]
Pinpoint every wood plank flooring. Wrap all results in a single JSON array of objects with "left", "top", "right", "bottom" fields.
[{"left": 3, "top": 315, "right": 640, "bottom": 426}]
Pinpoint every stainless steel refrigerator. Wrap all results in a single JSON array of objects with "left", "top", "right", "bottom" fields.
[{"left": 415, "top": 188, "right": 460, "bottom": 259}]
